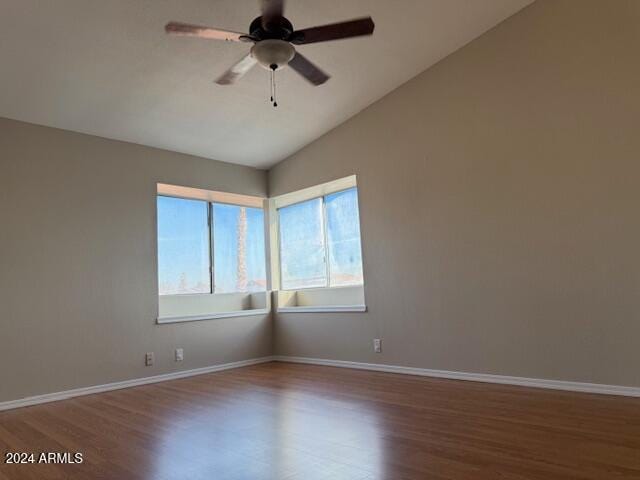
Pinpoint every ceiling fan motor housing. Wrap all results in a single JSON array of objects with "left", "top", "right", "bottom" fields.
[
  {"left": 251, "top": 39, "right": 295, "bottom": 71},
  {"left": 249, "top": 16, "right": 294, "bottom": 41}
]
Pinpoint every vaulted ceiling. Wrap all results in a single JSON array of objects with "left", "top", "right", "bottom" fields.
[{"left": 0, "top": 0, "right": 532, "bottom": 168}]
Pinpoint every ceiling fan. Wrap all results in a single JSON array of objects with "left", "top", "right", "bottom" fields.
[{"left": 165, "top": 0, "right": 375, "bottom": 106}]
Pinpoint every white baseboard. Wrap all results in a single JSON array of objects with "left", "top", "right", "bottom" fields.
[
  {"left": 3, "top": 355, "right": 638, "bottom": 412},
  {"left": 273, "top": 355, "right": 640, "bottom": 398},
  {"left": 0, "top": 356, "right": 275, "bottom": 412}
]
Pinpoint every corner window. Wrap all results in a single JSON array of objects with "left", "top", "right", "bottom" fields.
[
  {"left": 157, "top": 196, "right": 266, "bottom": 296},
  {"left": 278, "top": 187, "right": 364, "bottom": 290}
]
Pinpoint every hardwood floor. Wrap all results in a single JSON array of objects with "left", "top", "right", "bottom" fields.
[{"left": 0, "top": 362, "right": 639, "bottom": 480}]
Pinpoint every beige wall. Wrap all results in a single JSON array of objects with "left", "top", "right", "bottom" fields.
[
  {"left": 2, "top": 0, "right": 640, "bottom": 403},
  {"left": 0, "top": 118, "right": 271, "bottom": 402},
  {"left": 269, "top": 0, "right": 640, "bottom": 387}
]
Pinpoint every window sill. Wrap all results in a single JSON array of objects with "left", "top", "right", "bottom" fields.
[
  {"left": 157, "top": 308, "right": 269, "bottom": 324},
  {"left": 276, "top": 305, "right": 367, "bottom": 313}
]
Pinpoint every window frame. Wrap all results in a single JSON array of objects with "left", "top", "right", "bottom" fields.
[
  {"left": 157, "top": 194, "right": 267, "bottom": 297},
  {"left": 276, "top": 186, "right": 364, "bottom": 292}
]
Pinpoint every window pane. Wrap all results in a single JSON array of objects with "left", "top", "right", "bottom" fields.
[
  {"left": 157, "top": 196, "right": 210, "bottom": 295},
  {"left": 279, "top": 198, "right": 327, "bottom": 290},
  {"left": 213, "top": 204, "right": 266, "bottom": 293},
  {"left": 326, "top": 188, "right": 364, "bottom": 286}
]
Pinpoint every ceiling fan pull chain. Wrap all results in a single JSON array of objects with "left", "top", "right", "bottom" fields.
[
  {"left": 273, "top": 70, "right": 278, "bottom": 107},
  {"left": 268, "top": 66, "right": 278, "bottom": 108},
  {"left": 270, "top": 69, "right": 274, "bottom": 103}
]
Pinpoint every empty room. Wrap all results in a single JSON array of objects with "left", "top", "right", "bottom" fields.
[{"left": 1, "top": 0, "right": 639, "bottom": 479}]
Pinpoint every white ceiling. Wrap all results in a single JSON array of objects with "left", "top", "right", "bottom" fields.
[{"left": 0, "top": 0, "right": 532, "bottom": 168}]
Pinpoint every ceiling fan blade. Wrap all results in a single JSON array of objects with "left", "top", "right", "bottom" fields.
[
  {"left": 289, "top": 17, "right": 375, "bottom": 45},
  {"left": 215, "top": 53, "right": 258, "bottom": 85},
  {"left": 165, "top": 22, "right": 248, "bottom": 42},
  {"left": 288, "top": 52, "right": 330, "bottom": 86},
  {"left": 261, "top": 0, "right": 285, "bottom": 30}
]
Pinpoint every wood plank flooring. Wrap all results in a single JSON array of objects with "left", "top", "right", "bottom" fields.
[{"left": 1, "top": 362, "right": 639, "bottom": 479}]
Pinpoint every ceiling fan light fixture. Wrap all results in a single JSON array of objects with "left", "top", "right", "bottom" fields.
[{"left": 250, "top": 39, "right": 295, "bottom": 71}]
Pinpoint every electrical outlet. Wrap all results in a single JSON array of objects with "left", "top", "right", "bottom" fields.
[
  {"left": 145, "top": 352, "right": 154, "bottom": 366},
  {"left": 175, "top": 348, "right": 184, "bottom": 362},
  {"left": 373, "top": 339, "right": 382, "bottom": 353}
]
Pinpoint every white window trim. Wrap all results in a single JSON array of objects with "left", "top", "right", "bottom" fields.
[
  {"left": 156, "top": 308, "right": 270, "bottom": 324},
  {"left": 272, "top": 175, "right": 357, "bottom": 209},
  {"left": 157, "top": 183, "right": 264, "bottom": 208},
  {"left": 276, "top": 305, "right": 367, "bottom": 314}
]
